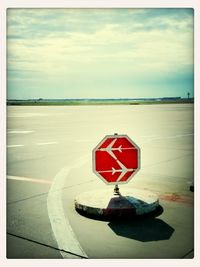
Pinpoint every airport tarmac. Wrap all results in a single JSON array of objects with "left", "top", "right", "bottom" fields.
[{"left": 6, "top": 104, "right": 194, "bottom": 259}]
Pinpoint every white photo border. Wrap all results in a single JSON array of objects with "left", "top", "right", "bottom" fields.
[{"left": 1, "top": 0, "right": 199, "bottom": 267}]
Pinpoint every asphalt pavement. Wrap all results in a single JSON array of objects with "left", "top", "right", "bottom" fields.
[{"left": 6, "top": 104, "right": 194, "bottom": 259}]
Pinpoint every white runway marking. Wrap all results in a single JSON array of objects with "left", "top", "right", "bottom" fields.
[
  {"left": 7, "top": 175, "right": 51, "bottom": 185},
  {"left": 8, "top": 130, "right": 34, "bottom": 134},
  {"left": 8, "top": 113, "right": 49, "bottom": 118},
  {"left": 36, "top": 142, "right": 58, "bottom": 146},
  {"left": 7, "top": 145, "right": 24, "bottom": 148},
  {"left": 7, "top": 142, "right": 59, "bottom": 148},
  {"left": 47, "top": 156, "right": 89, "bottom": 259}
]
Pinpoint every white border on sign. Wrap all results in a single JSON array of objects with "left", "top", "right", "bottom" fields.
[
  {"left": 0, "top": 1, "right": 199, "bottom": 267},
  {"left": 92, "top": 134, "right": 141, "bottom": 185}
]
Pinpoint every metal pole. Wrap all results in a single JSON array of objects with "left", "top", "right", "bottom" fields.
[
  {"left": 113, "top": 133, "right": 120, "bottom": 195},
  {"left": 114, "top": 184, "right": 120, "bottom": 195}
]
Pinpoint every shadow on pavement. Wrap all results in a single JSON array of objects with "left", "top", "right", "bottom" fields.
[
  {"left": 108, "top": 217, "right": 175, "bottom": 242},
  {"left": 76, "top": 204, "right": 175, "bottom": 241}
]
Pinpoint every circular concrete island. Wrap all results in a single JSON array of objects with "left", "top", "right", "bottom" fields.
[{"left": 75, "top": 188, "right": 159, "bottom": 220}]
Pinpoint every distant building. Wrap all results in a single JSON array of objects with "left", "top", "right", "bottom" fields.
[{"left": 161, "top": 97, "right": 181, "bottom": 101}]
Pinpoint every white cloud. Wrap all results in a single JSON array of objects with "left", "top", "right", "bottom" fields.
[{"left": 8, "top": 21, "right": 193, "bottom": 75}]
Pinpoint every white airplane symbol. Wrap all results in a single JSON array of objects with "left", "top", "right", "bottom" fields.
[
  {"left": 112, "top": 167, "right": 134, "bottom": 182},
  {"left": 98, "top": 138, "right": 135, "bottom": 182},
  {"left": 98, "top": 166, "right": 135, "bottom": 182},
  {"left": 99, "top": 139, "right": 122, "bottom": 153}
]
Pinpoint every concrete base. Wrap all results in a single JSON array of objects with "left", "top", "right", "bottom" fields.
[{"left": 75, "top": 188, "right": 159, "bottom": 220}]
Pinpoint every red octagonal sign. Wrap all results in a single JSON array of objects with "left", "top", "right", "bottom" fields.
[{"left": 93, "top": 134, "right": 140, "bottom": 185}]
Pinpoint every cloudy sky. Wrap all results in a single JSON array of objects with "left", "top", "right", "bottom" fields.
[{"left": 7, "top": 8, "right": 194, "bottom": 99}]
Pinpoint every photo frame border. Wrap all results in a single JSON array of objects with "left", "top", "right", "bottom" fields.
[{"left": 1, "top": 1, "right": 199, "bottom": 266}]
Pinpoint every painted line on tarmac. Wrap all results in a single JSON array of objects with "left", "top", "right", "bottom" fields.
[
  {"left": 47, "top": 156, "right": 89, "bottom": 259},
  {"left": 36, "top": 142, "right": 58, "bottom": 146},
  {"left": 7, "top": 144, "right": 24, "bottom": 148},
  {"left": 7, "top": 175, "right": 52, "bottom": 185},
  {"left": 7, "top": 113, "right": 48, "bottom": 118},
  {"left": 8, "top": 130, "right": 34, "bottom": 134},
  {"left": 7, "top": 142, "right": 58, "bottom": 148}
]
